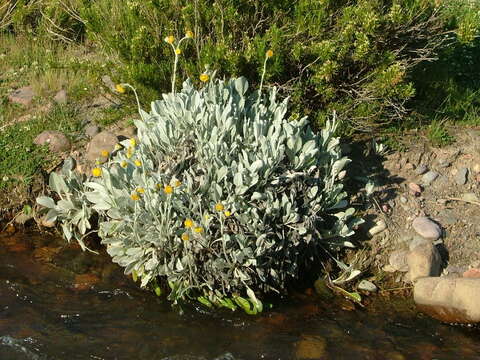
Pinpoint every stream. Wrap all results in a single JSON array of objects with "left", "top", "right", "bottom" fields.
[{"left": 1, "top": 230, "right": 479, "bottom": 360}]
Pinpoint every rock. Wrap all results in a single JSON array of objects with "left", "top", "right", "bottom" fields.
[
  {"left": 412, "top": 217, "right": 442, "bottom": 241},
  {"left": 14, "top": 213, "right": 33, "bottom": 225},
  {"left": 368, "top": 219, "right": 387, "bottom": 236},
  {"left": 115, "top": 126, "right": 136, "bottom": 139},
  {"left": 53, "top": 89, "right": 67, "bottom": 104},
  {"left": 408, "top": 182, "right": 422, "bottom": 195},
  {"left": 101, "top": 75, "right": 116, "bottom": 91},
  {"left": 85, "top": 124, "right": 100, "bottom": 138},
  {"left": 8, "top": 86, "right": 35, "bottom": 106},
  {"left": 358, "top": 280, "right": 377, "bottom": 292},
  {"left": 295, "top": 335, "right": 327, "bottom": 360},
  {"left": 421, "top": 171, "right": 439, "bottom": 185},
  {"left": 404, "top": 163, "right": 414, "bottom": 171},
  {"left": 463, "top": 268, "right": 480, "bottom": 278},
  {"left": 437, "top": 209, "right": 457, "bottom": 225},
  {"left": 415, "top": 164, "right": 428, "bottom": 175},
  {"left": 437, "top": 159, "right": 451, "bottom": 168},
  {"left": 34, "top": 130, "right": 71, "bottom": 152},
  {"left": 461, "top": 193, "right": 479, "bottom": 202},
  {"left": 41, "top": 216, "right": 56, "bottom": 228},
  {"left": 86, "top": 131, "right": 118, "bottom": 162},
  {"left": 455, "top": 167, "right": 468, "bottom": 185},
  {"left": 407, "top": 242, "right": 442, "bottom": 282},
  {"left": 473, "top": 163, "right": 480, "bottom": 173},
  {"left": 414, "top": 277, "right": 480, "bottom": 323},
  {"left": 409, "top": 235, "right": 429, "bottom": 251},
  {"left": 388, "top": 249, "right": 409, "bottom": 272}
]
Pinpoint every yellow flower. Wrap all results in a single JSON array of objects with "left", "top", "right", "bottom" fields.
[
  {"left": 215, "top": 203, "right": 224, "bottom": 212},
  {"left": 184, "top": 219, "right": 194, "bottom": 228},
  {"left": 181, "top": 233, "right": 190, "bottom": 241},
  {"left": 126, "top": 147, "right": 134, "bottom": 158},
  {"left": 175, "top": 48, "right": 181, "bottom": 55},
  {"left": 130, "top": 192, "right": 140, "bottom": 201},
  {"left": 224, "top": 210, "right": 231, "bottom": 217},
  {"left": 164, "top": 185, "right": 173, "bottom": 194},
  {"left": 174, "top": 180, "right": 181, "bottom": 187},
  {"left": 134, "top": 160, "right": 142, "bottom": 167},
  {"left": 92, "top": 167, "right": 102, "bottom": 177},
  {"left": 115, "top": 84, "right": 126, "bottom": 94},
  {"left": 194, "top": 226, "right": 203, "bottom": 233},
  {"left": 266, "top": 49, "right": 274, "bottom": 58},
  {"left": 100, "top": 149, "right": 109, "bottom": 157},
  {"left": 185, "top": 30, "right": 194, "bottom": 38},
  {"left": 164, "top": 35, "right": 175, "bottom": 44},
  {"left": 156, "top": 183, "right": 162, "bottom": 190},
  {"left": 129, "top": 138, "right": 136, "bottom": 147},
  {"left": 199, "top": 73, "right": 209, "bottom": 82},
  {"left": 120, "top": 160, "right": 128, "bottom": 168},
  {"left": 136, "top": 187, "right": 145, "bottom": 194},
  {"left": 114, "top": 143, "right": 123, "bottom": 151}
]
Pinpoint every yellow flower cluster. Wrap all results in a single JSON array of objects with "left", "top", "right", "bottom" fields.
[
  {"left": 199, "top": 73, "right": 209, "bottom": 82},
  {"left": 115, "top": 84, "right": 126, "bottom": 94},
  {"left": 164, "top": 35, "right": 175, "bottom": 44},
  {"left": 92, "top": 167, "right": 102, "bottom": 177}
]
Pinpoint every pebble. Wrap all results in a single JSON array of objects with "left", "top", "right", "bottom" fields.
[
  {"left": 412, "top": 216, "right": 442, "bottom": 241},
  {"left": 415, "top": 164, "right": 428, "bottom": 175},
  {"left": 463, "top": 268, "right": 480, "bottom": 278},
  {"left": 455, "top": 167, "right": 468, "bottom": 185},
  {"left": 473, "top": 163, "right": 480, "bottom": 173},
  {"left": 358, "top": 280, "right": 378, "bottom": 292},
  {"left": 368, "top": 219, "right": 387, "bottom": 236},
  {"left": 53, "top": 89, "right": 67, "bottom": 104},
  {"left": 8, "top": 86, "right": 35, "bottom": 106},
  {"left": 408, "top": 182, "right": 422, "bottom": 195},
  {"left": 421, "top": 171, "right": 439, "bottom": 185},
  {"left": 388, "top": 249, "right": 409, "bottom": 272}
]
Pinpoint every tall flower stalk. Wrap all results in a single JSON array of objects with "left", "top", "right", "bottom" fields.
[
  {"left": 257, "top": 49, "right": 273, "bottom": 105},
  {"left": 165, "top": 31, "right": 194, "bottom": 94}
]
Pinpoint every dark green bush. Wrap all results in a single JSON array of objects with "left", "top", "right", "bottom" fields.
[{"left": 3, "top": 0, "right": 479, "bottom": 133}]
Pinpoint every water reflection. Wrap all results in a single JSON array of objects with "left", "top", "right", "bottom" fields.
[{"left": 1, "top": 231, "right": 479, "bottom": 359}]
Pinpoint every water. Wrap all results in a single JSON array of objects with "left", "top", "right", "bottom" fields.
[{"left": 1, "top": 230, "right": 479, "bottom": 360}]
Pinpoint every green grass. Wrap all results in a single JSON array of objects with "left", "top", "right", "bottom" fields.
[
  {"left": 0, "top": 33, "right": 131, "bottom": 191},
  {"left": 426, "top": 120, "right": 455, "bottom": 147}
]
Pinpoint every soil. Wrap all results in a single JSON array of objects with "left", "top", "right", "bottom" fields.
[{"left": 347, "top": 126, "right": 480, "bottom": 283}]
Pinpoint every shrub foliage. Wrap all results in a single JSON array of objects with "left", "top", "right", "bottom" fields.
[
  {"left": 37, "top": 77, "right": 360, "bottom": 311},
  {"left": 2, "top": 0, "right": 479, "bottom": 132}
]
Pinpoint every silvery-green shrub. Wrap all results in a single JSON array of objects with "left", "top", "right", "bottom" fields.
[{"left": 37, "top": 77, "right": 361, "bottom": 312}]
